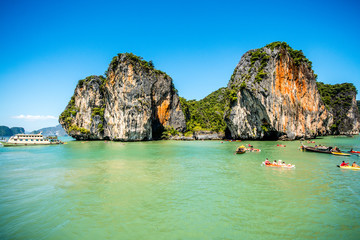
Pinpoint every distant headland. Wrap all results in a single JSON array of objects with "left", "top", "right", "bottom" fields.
[
  {"left": 59, "top": 42, "right": 360, "bottom": 141},
  {"left": 0, "top": 125, "right": 68, "bottom": 137},
  {"left": 0, "top": 126, "right": 25, "bottom": 137}
]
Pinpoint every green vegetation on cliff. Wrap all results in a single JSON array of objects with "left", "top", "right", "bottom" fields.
[
  {"left": 109, "top": 53, "right": 169, "bottom": 77},
  {"left": 317, "top": 82, "right": 357, "bottom": 133},
  {"left": 357, "top": 100, "right": 360, "bottom": 112},
  {"left": 78, "top": 75, "right": 106, "bottom": 88},
  {"left": 248, "top": 48, "right": 270, "bottom": 83},
  {"left": 59, "top": 96, "right": 78, "bottom": 126},
  {"left": 317, "top": 82, "right": 356, "bottom": 108},
  {"left": 180, "top": 88, "right": 234, "bottom": 133},
  {"left": 265, "top": 41, "right": 313, "bottom": 68}
]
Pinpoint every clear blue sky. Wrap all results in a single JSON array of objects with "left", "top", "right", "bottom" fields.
[{"left": 1, "top": 0, "right": 359, "bottom": 131}]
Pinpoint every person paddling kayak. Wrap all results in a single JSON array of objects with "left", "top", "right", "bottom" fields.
[{"left": 340, "top": 161, "right": 349, "bottom": 167}]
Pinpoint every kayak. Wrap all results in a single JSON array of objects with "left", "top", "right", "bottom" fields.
[
  {"left": 350, "top": 150, "right": 360, "bottom": 154},
  {"left": 339, "top": 166, "right": 360, "bottom": 170},
  {"left": 261, "top": 162, "right": 295, "bottom": 169},
  {"left": 236, "top": 145, "right": 246, "bottom": 154},
  {"left": 332, "top": 152, "right": 351, "bottom": 156}
]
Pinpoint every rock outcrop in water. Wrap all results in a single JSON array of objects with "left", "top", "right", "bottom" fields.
[
  {"left": 60, "top": 53, "right": 186, "bottom": 141},
  {"left": 225, "top": 42, "right": 332, "bottom": 140}
]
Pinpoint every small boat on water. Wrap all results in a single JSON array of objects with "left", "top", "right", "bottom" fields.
[
  {"left": 337, "top": 165, "right": 360, "bottom": 170},
  {"left": 301, "top": 145, "right": 332, "bottom": 154},
  {"left": 261, "top": 162, "right": 295, "bottom": 169},
  {"left": 235, "top": 145, "right": 246, "bottom": 154},
  {"left": 0, "top": 133, "right": 63, "bottom": 147},
  {"left": 350, "top": 150, "right": 360, "bottom": 154},
  {"left": 302, "top": 144, "right": 352, "bottom": 156}
]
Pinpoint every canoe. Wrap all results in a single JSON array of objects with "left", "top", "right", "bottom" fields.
[
  {"left": 338, "top": 166, "right": 360, "bottom": 170},
  {"left": 262, "top": 162, "right": 295, "bottom": 169},
  {"left": 332, "top": 152, "right": 351, "bottom": 156},
  {"left": 350, "top": 150, "right": 360, "bottom": 154},
  {"left": 236, "top": 146, "right": 246, "bottom": 154}
]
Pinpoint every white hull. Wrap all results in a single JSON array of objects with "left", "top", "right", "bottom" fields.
[
  {"left": 1, "top": 133, "right": 63, "bottom": 147},
  {"left": 1, "top": 142, "right": 61, "bottom": 147}
]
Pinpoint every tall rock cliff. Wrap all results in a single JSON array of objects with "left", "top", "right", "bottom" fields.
[
  {"left": 226, "top": 42, "right": 332, "bottom": 140},
  {"left": 59, "top": 53, "right": 186, "bottom": 141}
]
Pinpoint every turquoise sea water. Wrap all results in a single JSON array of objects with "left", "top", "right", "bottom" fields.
[{"left": 0, "top": 136, "right": 360, "bottom": 239}]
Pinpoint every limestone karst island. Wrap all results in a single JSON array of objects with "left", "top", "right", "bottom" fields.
[{"left": 59, "top": 42, "right": 360, "bottom": 141}]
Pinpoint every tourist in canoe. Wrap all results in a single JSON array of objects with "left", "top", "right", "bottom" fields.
[
  {"left": 281, "top": 161, "right": 293, "bottom": 167},
  {"left": 340, "top": 161, "right": 349, "bottom": 167},
  {"left": 264, "top": 158, "right": 271, "bottom": 165},
  {"left": 332, "top": 146, "right": 341, "bottom": 152},
  {"left": 272, "top": 160, "right": 277, "bottom": 165},
  {"left": 282, "top": 161, "right": 290, "bottom": 167},
  {"left": 352, "top": 162, "right": 360, "bottom": 168}
]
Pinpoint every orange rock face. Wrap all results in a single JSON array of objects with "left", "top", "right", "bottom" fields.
[
  {"left": 275, "top": 54, "right": 316, "bottom": 112},
  {"left": 157, "top": 99, "right": 170, "bottom": 125},
  {"left": 226, "top": 44, "right": 332, "bottom": 140}
]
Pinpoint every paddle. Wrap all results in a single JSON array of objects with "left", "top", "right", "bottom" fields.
[{"left": 337, "top": 165, "right": 340, "bottom": 168}]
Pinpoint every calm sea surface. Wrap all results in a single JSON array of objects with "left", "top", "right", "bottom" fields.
[{"left": 0, "top": 136, "right": 360, "bottom": 239}]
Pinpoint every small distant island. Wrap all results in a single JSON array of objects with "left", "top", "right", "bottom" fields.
[
  {"left": 30, "top": 124, "right": 68, "bottom": 137},
  {"left": 59, "top": 42, "right": 360, "bottom": 141},
  {"left": 0, "top": 125, "right": 68, "bottom": 137},
  {"left": 0, "top": 126, "right": 25, "bottom": 137}
]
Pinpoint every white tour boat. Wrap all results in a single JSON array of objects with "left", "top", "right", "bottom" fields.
[{"left": 0, "top": 133, "right": 63, "bottom": 147}]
